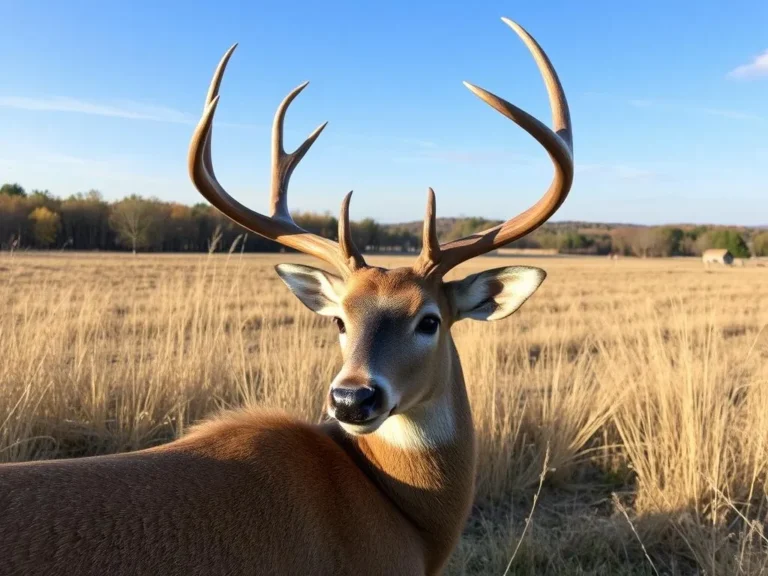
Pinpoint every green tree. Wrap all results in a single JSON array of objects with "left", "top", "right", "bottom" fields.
[
  {"left": 752, "top": 232, "right": 768, "bottom": 257},
  {"left": 697, "top": 229, "right": 750, "bottom": 258},
  {"left": 0, "top": 183, "right": 26, "bottom": 197},
  {"left": 686, "top": 226, "right": 708, "bottom": 241},
  {"left": 443, "top": 217, "right": 499, "bottom": 242},
  {"left": 28, "top": 206, "right": 61, "bottom": 247},
  {"left": 557, "top": 232, "right": 591, "bottom": 252},
  {"left": 656, "top": 227, "right": 684, "bottom": 256}
]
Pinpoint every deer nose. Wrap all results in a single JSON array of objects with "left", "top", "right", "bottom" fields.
[{"left": 329, "top": 385, "right": 382, "bottom": 424}]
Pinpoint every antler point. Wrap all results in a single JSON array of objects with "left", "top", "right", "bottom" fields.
[{"left": 462, "top": 81, "right": 485, "bottom": 97}]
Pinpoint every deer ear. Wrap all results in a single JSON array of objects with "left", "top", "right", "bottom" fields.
[
  {"left": 445, "top": 266, "right": 546, "bottom": 322},
  {"left": 275, "top": 264, "right": 345, "bottom": 317}
]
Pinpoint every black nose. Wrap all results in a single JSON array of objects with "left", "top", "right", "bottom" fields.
[{"left": 329, "top": 386, "right": 382, "bottom": 424}]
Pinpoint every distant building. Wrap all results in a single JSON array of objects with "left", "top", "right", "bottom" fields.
[{"left": 702, "top": 248, "right": 734, "bottom": 266}]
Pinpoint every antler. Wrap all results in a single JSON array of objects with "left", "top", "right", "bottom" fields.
[
  {"left": 188, "top": 44, "right": 366, "bottom": 277},
  {"left": 413, "top": 18, "right": 574, "bottom": 278}
]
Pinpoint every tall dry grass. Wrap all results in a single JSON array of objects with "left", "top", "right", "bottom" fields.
[{"left": 1, "top": 249, "right": 767, "bottom": 575}]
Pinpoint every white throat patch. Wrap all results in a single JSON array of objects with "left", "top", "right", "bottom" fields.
[{"left": 374, "top": 393, "right": 456, "bottom": 451}]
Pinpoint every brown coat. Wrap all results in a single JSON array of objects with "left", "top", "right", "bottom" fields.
[{"left": 1, "top": 393, "right": 474, "bottom": 576}]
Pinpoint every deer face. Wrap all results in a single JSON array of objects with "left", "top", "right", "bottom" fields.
[{"left": 276, "top": 263, "right": 546, "bottom": 435}]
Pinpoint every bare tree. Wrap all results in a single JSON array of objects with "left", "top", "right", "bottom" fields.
[
  {"left": 108, "top": 195, "right": 162, "bottom": 254},
  {"left": 629, "top": 228, "right": 656, "bottom": 258}
]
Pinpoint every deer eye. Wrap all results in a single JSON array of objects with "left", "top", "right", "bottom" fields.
[
  {"left": 333, "top": 317, "right": 346, "bottom": 334},
  {"left": 416, "top": 315, "right": 440, "bottom": 335}
]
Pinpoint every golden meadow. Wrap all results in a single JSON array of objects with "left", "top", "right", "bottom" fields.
[{"left": 1, "top": 249, "right": 767, "bottom": 575}]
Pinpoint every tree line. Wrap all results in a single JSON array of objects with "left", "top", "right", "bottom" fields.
[
  {"left": 2, "top": 182, "right": 766, "bottom": 257},
  {"left": 0, "top": 183, "right": 419, "bottom": 254}
]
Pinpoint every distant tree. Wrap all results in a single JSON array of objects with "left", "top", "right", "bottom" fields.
[
  {"left": 620, "top": 227, "right": 684, "bottom": 258},
  {"left": 353, "top": 218, "right": 381, "bottom": 251},
  {"left": 28, "top": 206, "right": 61, "bottom": 247},
  {"left": 108, "top": 196, "right": 163, "bottom": 253},
  {"left": 0, "top": 183, "right": 26, "bottom": 197},
  {"left": 442, "top": 217, "right": 498, "bottom": 242},
  {"left": 592, "top": 234, "right": 613, "bottom": 256},
  {"left": 60, "top": 190, "right": 112, "bottom": 250},
  {"left": 1, "top": 180, "right": 763, "bottom": 257},
  {"left": 380, "top": 226, "right": 419, "bottom": 252},
  {"left": 28, "top": 189, "right": 61, "bottom": 215},
  {"left": 696, "top": 229, "right": 750, "bottom": 258},
  {"left": 30, "top": 189, "right": 54, "bottom": 201},
  {"left": 686, "top": 226, "right": 709, "bottom": 241},
  {"left": 611, "top": 227, "right": 636, "bottom": 256},
  {"left": 752, "top": 232, "right": 768, "bottom": 257},
  {"left": 164, "top": 203, "right": 195, "bottom": 251},
  {"left": 557, "top": 232, "right": 591, "bottom": 252},
  {"left": 0, "top": 193, "right": 32, "bottom": 248},
  {"left": 292, "top": 211, "right": 338, "bottom": 240},
  {"left": 656, "top": 227, "right": 684, "bottom": 256},
  {"left": 629, "top": 228, "right": 657, "bottom": 258},
  {"left": 680, "top": 236, "right": 699, "bottom": 256},
  {"left": 534, "top": 231, "right": 560, "bottom": 250}
]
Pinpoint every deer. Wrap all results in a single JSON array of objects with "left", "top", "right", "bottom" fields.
[{"left": 0, "top": 17, "right": 572, "bottom": 576}]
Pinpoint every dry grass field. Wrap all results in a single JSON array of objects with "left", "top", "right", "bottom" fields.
[{"left": 1, "top": 248, "right": 767, "bottom": 575}]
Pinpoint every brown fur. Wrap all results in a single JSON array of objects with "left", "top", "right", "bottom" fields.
[{"left": 0, "top": 267, "right": 479, "bottom": 576}]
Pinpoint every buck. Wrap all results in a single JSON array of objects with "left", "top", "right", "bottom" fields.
[{"left": 0, "top": 17, "right": 573, "bottom": 576}]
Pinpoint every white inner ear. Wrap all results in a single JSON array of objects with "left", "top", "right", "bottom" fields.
[
  {"left": 450, "top": 266, "right": 546, "bottom": 322},
  {"left": 274, "top": 263, "right": 344, "bottom": 317}
]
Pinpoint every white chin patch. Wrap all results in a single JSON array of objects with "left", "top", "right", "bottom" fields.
[{"left": 337, "top": 413, "right": 389, "bottom": 436}]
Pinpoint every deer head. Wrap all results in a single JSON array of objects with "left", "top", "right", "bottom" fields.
[{"left": 188, "top": 18, "right": 573, "bottom": 439}]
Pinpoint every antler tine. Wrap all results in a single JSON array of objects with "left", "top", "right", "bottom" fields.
[
  {"left": 202, "top": 43, "right": 238, "bottom": 179},
  {"left": 339, "top": 191, "right": 366, "bottom": 269},
  {"left": 413, "top": 188, "right": 441, "bottom": 275},
  {"left": 418, "top": 18, "right": 574, "bottom": 278},
  {"left": 188, "top": 45, "right": 365, "bottom": 277},
  {"left": 270, "top": 83, "right": 328, "bottom": 221}
]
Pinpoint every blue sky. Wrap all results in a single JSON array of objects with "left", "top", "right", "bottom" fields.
[{"left": 1, "top": 1, "right": 766, "bottom": 225}]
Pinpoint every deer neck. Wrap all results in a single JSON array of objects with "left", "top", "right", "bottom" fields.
[{"left": 337, "top": 339, "right": 477, "bottom": 573}]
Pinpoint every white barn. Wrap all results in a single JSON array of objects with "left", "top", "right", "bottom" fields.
[{"left": 702, "top": 248, "right": 734, "bottom": 266}]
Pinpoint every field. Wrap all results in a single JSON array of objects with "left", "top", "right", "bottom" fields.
[{"left": 1, "top": 249, "right": 767, "bottom": 575}]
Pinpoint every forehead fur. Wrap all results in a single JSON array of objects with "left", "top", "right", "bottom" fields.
[{"left": 342, "top": 267, "right": 440, "bottom": 317}]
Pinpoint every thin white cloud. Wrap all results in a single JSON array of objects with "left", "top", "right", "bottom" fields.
[
  {"left": 0, "top": 95, "right": 260, "bottom": 129},
  {"left": 727, "top": 49, "right": 768, "bottom": 79},
  {"left": 0, "top": 95, "right": 194, "bottom": 124}
]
